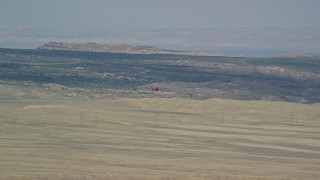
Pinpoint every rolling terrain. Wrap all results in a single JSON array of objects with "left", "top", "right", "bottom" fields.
[{"left": 0, "top": 46, "right": 320, "bottom": 103}]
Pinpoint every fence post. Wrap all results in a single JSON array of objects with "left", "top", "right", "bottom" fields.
[
  {"left": 154, "top": 112, "right": 160, "bottom": 122},
  {"left": 12, "top": 114, "right": 18, "bottom": 125},
  {"left": 80, "top": 113, "right": 85, "bottom": 126},
  {"left": 289, "top": 112, "right": 295, "bottom": 124},
  {"left": 219, "top": 112, "right": 224, "bottom": 124},
  {"left": 94, "top": 117, "right": 99, "bottom": 124}
]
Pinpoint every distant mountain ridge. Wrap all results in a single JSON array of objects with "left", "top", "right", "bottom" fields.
[{"left": 38, "top": 42, "right": 225, "bottom": 56}]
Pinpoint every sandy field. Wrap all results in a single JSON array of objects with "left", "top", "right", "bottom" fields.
[{"left": 0, "top": 98, "right": 319, "bottom": 179}]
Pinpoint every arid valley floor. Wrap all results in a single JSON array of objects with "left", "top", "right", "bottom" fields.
[{"left": 0, "top": 98, "right": 319, "bottom": 180}]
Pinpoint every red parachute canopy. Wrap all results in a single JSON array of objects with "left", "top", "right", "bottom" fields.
[{"left": 152, "top": 88, "right": 159, "bottom": 91}]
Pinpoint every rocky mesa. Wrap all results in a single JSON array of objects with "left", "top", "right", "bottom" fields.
[{"left": 38, "top": 42, "right": 224, "bottom": 56}]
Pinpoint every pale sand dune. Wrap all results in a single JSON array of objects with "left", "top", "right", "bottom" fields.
[{"left": 0, "top": 98, "right": 319, "bottom": 179}]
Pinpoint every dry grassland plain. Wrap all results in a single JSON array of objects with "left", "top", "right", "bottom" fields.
[{"left": 0, "top": 98, "right": 319, "bottom": 180}]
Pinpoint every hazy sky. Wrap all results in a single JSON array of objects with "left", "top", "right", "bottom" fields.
[{"left": 1, "top": 0, "right": 320, "bottom": 30}]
